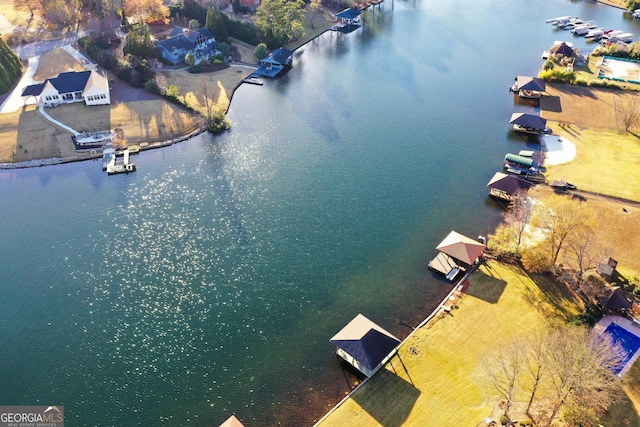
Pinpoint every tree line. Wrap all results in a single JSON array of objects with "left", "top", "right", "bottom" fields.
[{"left": 0, "top": 38, "right": 23, "bottom": 94}]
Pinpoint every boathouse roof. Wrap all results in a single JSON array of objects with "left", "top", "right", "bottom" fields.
[
  {"left": 269, "top": 47, "right": 293, "bottom": 65},
  {"left": 487, "top": 172, "right": 533, "bottom": 195},
  {"left": 219, "top": 415, "right": 245, "bottom": 427},
  {"left": 435, "top": 231, "right": 486, "bottom": 266},
  {"left": 516, "top": 76, "right": 546, "bottom": 92},
  {"left": 510, "top": 113, "right": 547, "bottom": 130},
  {"left": 336, "top": 8, "right": 362, "bottom": 20},
  {"left": 330, "top": 313, "right": 400, "bottom": 374},
  {"left": 549, "top": 41, "right": 575, "bottom": 56}
]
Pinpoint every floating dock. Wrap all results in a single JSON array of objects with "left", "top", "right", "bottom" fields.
[{"left": 106, "top": 149, "right": 136, "bottom": 175}]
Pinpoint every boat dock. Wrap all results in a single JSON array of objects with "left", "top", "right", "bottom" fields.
[
  {"left": 106, "top": 149, "right": 136, "bottom": 175},
  {"left": 428, "top": 252, "right": 461, "bottom": 281}
]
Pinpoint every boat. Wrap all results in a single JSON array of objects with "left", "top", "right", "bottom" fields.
[
  {"left": 633, "top": 8, "right": 640, "bottom": 19},
  {"left": 611, "top": 32, "right": 634, "bottom": 43},
  {"left": 518, "top": 150, "right": 535, "bottom": 158},
  {"left": 585, "top": 28, "right": 605, "bottom": 40},
  {"left": 74, "top": 130, "right": 114, "bottom": 150},
  {"left": 504, "top": 153, "right": 545, "bottom": 175},
  {"left": 572, "top": 21, "right": 596, "bottom": 36},
  {"left": 546, "top": 15, "right": 571, "bottom": 24},
  {"left": 550, "top": 16, "right": 574, "bottom": 28},
  {"left": 243, "top": 77, "right": 264, "bottom": 86},
  {"left": 602, "top": 30, "right": 624, "bottom": 40},
  {"left": 561, "top": 18, "right": 584, "bottom": 30}
]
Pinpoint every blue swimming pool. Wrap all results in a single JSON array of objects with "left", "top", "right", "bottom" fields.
[{"left": 602, "top": 323, "right": 640, "bottom": 374}]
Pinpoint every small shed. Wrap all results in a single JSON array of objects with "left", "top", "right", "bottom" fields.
[
  {"left": 597, "top": 257, "right": 618, "bottom": 279},
  {"left": 487, "top": 172, "right": 534, "bottom": 201},
  {"left": 330, "top": 313, "right": 400, "bottom": 377}
]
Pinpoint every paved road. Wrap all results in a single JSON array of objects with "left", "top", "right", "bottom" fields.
[{"left": 12, "top": 31, "right": 88, "bottom": 60}]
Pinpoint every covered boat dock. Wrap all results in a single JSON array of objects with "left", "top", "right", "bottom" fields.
[
  {"left": 330, "top": 313, "right": 400, "bottom": 378},
  {"left": 510, "top": 76, "right": 546, "bottom": 99},
  {"left": 510, "top": 113, "right": 550, "bottom": 135},
  {"left": 429, "top": 231, "right": 486, "bottom": 280},
  {"left": 332, "top": 8, "right": 362, "bottom": 32},
  {"left": 487, "top": 171, "right": 534, "bottom": 201}
]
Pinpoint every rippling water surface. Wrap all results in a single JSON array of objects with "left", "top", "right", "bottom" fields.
[{"left": 1, "top": 0, "right": 639, "bottom": 425}]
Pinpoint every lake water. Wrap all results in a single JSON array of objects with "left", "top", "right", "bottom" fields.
[{"left": 1, "top": 1, "right": 638, "bottom": 425}]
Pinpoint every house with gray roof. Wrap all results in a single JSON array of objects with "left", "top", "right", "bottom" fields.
[
  {"left": 156, "top": 26, "right": 217, "bottom": 65},
  {"left": 21, "top": 70, "right": 110, "bottom": 107}
]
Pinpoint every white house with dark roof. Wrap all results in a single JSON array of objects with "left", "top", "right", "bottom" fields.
[
  {"left": 156, "top": 27, "right": 217, "bottom": 65},
  {"left": 21, "top": 70, "right": 110, "bottom": 107}
]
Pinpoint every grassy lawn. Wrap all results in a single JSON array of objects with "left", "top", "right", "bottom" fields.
[
  {"left": 157, "top": 66, "right": 251, "bottom": 114},
  {"left": 543, "top": 126, "right": 640, "bottom": 201},
  {"left": 318, "top": 261, "right": 584, "bottom": 426}
]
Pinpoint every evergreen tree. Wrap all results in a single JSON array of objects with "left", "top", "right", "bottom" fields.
[
  {"left": 0, "top": 38, "right": 22, "bottom": 94},
  {"left": 124, "top": 24, "right": 158, "bottom": 58},
  {"left": 205, "top": 7, "right": 228, "bottom": 42}
]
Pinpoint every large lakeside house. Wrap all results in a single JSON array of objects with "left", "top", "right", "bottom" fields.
[
  {"left": 155, "top": 26, "right": 218, "bottom": 65},
  {"left": 21, "top": 70, "right": 111, "bottom": 107}
]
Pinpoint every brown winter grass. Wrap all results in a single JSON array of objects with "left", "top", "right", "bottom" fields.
[
  {"left": 33, "top": 48, "right": 86, "bottom": 81},
  {"left": 157, "top": 66, "right": 252, "bottom": 114},
  {"left": 0, "top": 47, "right": 203, "bottom": 162},
  {"left": 540, "top": 83, "right": 640, "bottom": 202},
  {"left": 0, "top": 0, "right": 27, "bottom": 24},
  {"left": 529, "top": 186, "right": 640, "bottom": 278},
  {"left": 318, "top": 261, "right": 583, "bottom": 427}
]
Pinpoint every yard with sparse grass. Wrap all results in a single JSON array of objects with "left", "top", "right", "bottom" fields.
[
  {"left": 529, "top": 185, "right": 640, "bottom": 277},
  {"left": 540, "top": 83, "right": 640, "bottom": 202},
  {"left": 319, "top": 260, "right": 587, "bottom": 427}
]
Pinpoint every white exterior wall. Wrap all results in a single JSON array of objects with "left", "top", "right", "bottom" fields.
[
  {"left": 39, "top": 82, "right": 60, "bottom": 106},
  {"left": 84, "top": 86, "right": 110, "bottom": 105}
]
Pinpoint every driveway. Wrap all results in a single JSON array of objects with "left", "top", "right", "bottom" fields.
[{"left": 0, "top": 55, "right": 39, "bottom": 114}]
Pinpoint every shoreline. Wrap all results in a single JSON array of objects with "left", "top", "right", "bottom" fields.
[
  {"left": 313, "top": 266, "right": 477, "bottom": 426},
  {"left": 0, "top": 5, "right": 352, "bottom": 171}
]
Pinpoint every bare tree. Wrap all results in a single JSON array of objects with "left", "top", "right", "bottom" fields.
[
  {"left": 199, "top": 77, "right": 214, "bottom": 125},
  {"left": 481, "top": 338, "right": 526, "bottom": 417},
  {"left": 123, "top": 0, "right": 169, "bottom": 25},
  {"left": 531, "top": 194, "right": 596, "bottom": 266},
  {"left": 567, "top": 228, "right": 603, "bottom": 279},
  {"left": 522, "top": 332, "right": 546, "bottom": 418},
  {"left": 542, "top": 326, "right": 624, "bottom": 427},
  {"left": 622, "top": 95, "right": 640, "bottom": 132},
  {"left": 506, "top": 190, "right": 534, "bottom": 251}
]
